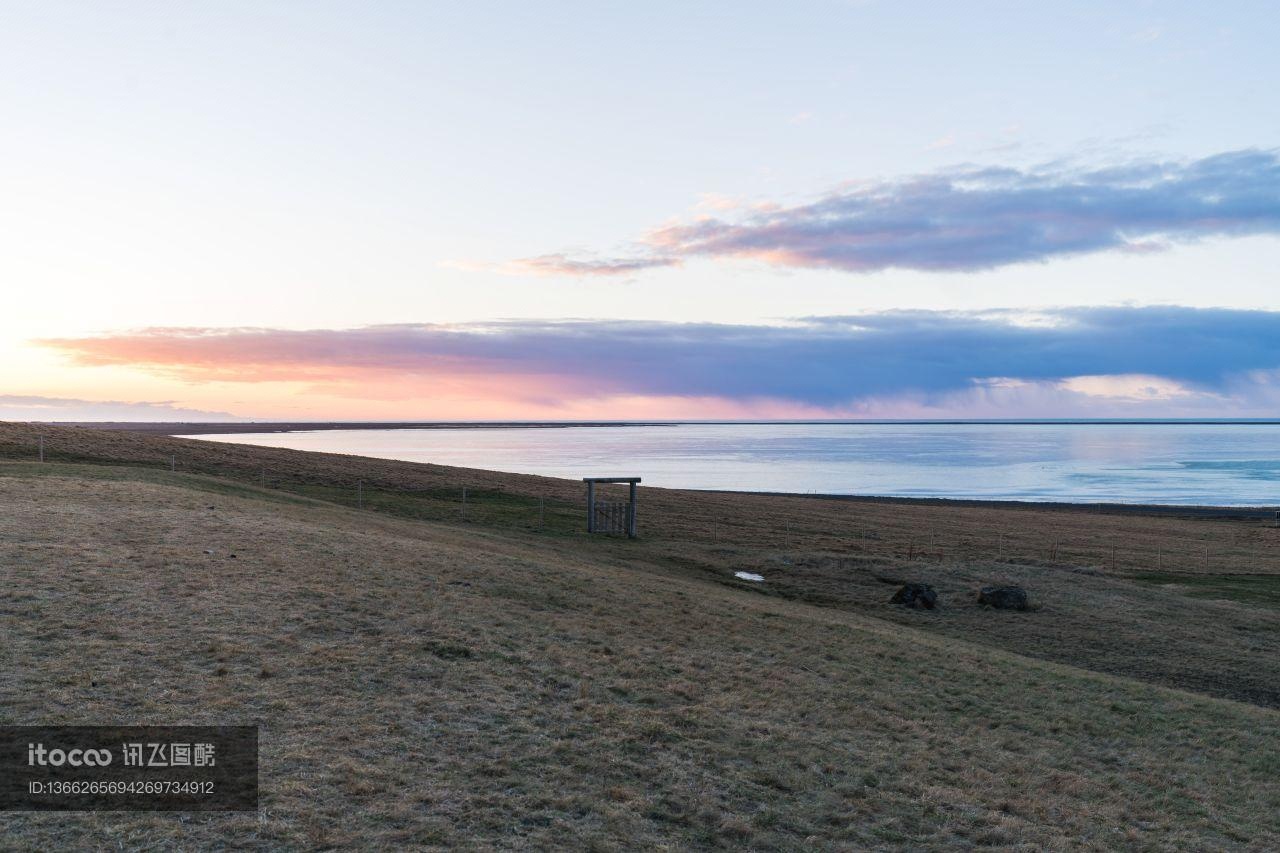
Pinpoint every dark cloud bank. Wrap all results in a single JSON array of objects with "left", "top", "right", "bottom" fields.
[
  {"left": 42, "top": 306, "right": 1280, "bottom": 407},
  {"left": 517, "top": 149, "right": 1280, "bottom": 275}
]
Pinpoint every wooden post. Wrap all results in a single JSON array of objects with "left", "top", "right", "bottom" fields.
[
  {"left": 170, "top": 455, "right": 176, "bottom": 472},
  {"left": 260, "top": 468, "right": 266, "bottom": 488},
  {"left": 38, "top": 435, "right": 44, "bottom": 463},
  {"left": 586, "top": 481, "right": 595, "bottom": 533},
  {"left": 357, "top": 480, "right": 363, "bottom": 509},
  {"left": 628, "top": 481, "right": 637, "bottom": 538},
  {"left": 539, "top": 496, "right": 545, "bottom": 528}
]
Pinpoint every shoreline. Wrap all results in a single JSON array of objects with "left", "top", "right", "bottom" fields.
[
  {"left": 724, "top": 489, "right": 1280, "bottom": 520},
  {"left": 54, "top": 421, "right": 681, "bottom": 435},
  {"left": 35, "top": 421, "right": 1280, "bottom": 516},
  {"left": 43, "top": 418, "right": 1280, "bottom": 436}
]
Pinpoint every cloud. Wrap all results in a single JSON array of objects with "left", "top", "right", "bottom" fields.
[
  {"left": 513, "top": 148, "right": 1280, "bottom": 275},
  {"left": 36, "top": 306, "right": 1280, "bottom": 415},
  {"left": 508, "top": 253, "right": 681, "bottom": 277},
  {"left": 1057, "top": 374, "right": 1200, "bottom": 402},
  {"left": 448, "top": 254, "right": 680, "bottom": 278},
  {"left": 926, "top": 132, "right": 956, "bottom": 150},
  {"left": 0, "top": 394, "right": 242, "bottom": 422}
]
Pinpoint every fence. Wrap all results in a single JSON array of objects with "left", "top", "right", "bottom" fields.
[{"left": 4, "top": 433, "right": 581, "bottom": 537}]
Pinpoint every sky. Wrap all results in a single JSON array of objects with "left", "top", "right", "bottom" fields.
[{"left": 3, "top": 0, "right": 1279, "bottom": 420}]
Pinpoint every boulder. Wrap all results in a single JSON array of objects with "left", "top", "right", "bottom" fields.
[
  {"left": 978, "top": 585, "right": 1028, "bottom": 610},
  {"left": 891, "top": 583, "right": 937, "bottom": 610}
]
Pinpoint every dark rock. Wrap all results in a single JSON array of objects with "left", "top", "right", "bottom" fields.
[
  {"left": 891, "top": 583, "right": 937, "bottom": 610},
  {"left": 978, "top": 585, "right": 1029, "bottom": 610}
]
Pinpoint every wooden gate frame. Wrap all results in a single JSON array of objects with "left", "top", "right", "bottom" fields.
[{"left": 583, "top": 477, "right": 641, "bottom": 538}]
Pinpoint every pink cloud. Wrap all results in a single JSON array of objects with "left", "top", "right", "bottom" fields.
[
  {"left": 502, "top": 148, "right": 1280, "bottom": 277},
  {"left": 35, "top": 307, "right": 1280, "bottom": 417}
]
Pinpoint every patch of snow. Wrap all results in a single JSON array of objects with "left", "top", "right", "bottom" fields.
[{"left": 734, "top": 571, "right": 765, "bottom": 582}]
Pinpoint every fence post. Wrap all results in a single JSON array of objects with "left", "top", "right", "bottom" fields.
[
  {"left": 38, "top": 435, "right": 44, "bottom": 463},
  {"left": 586, "top": 481, "right": 596, "bottom": 533},
  {"left": 170, "top": 455, "right": 176, "bottom": 472},
  {"left": 260, "top": 468, "right": 266, "bottom": 488},
  {"left": 628, "top": 481, "right": 637, "bottom": 538},
  {"left": 357, "top": 480, "right": 363, "bottom": 509},
  {"left": 539, "top": 496, "right": 545, "bottom": 528}
]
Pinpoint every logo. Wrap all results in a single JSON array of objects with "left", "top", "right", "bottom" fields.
[{"left": 27, "top": 744, "right": 112, "bottom": 767}]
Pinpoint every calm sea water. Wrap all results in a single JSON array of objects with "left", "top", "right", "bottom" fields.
[{"left": 184, "top": 423, "right": 1280, "bottom": 506}]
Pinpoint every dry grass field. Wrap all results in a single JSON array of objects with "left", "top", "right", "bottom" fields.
[{"left": 1, "top": 422, "right": 1278, "bottom": 849}]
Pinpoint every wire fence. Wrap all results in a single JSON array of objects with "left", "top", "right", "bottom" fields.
[{"left": 2, "top": 433, "right": 593, "bottom": 537}]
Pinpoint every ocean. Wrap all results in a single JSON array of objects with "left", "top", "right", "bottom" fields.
[{"left": 183, "top": 422, "right": 1280, "bottom": 506}]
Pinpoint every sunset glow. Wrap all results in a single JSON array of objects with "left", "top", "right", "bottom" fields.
[{"left": 4, "top": 3, "right": 1280, "bottom": 420}]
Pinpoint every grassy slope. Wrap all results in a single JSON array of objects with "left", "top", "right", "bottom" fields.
[
  {"left": 0, "top": 425, "right": 1277, "bottom": 849},
  {"left": 4, "top": 422, "right": 1280, "bottom": 709}
]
